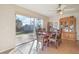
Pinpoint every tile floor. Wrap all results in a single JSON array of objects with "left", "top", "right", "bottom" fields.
[{"left": 10, "top": 34, "right": 79, "bottom": 54}]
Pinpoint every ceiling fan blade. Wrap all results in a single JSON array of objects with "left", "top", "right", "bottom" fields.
[
  {"left": 47, "top": 9, "right": 58, "bottom": 11},
  {"left": 57, "top": 5, "right": 66, "bottom": 10},
  {"left": 64, "top": 8, "right": 75, "bottom": 11},
  {"left": 57, "top": 4, "right": 61, "bottom": 8}
]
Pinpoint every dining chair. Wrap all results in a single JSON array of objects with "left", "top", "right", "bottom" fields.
[{"left": 48, "top": 30, "right": 62, "bottom": 48}]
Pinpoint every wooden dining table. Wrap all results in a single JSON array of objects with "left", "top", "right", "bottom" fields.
[{"left": 36, "top": 31, "right": 60, "bottom": 50}]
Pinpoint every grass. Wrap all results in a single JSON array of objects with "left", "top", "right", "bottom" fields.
[
  {"left": 16, "top": 32, "right": 25, "bottom": 35},
  {"left": 16, "top": 32, "right": 33, "bottom": 35}
]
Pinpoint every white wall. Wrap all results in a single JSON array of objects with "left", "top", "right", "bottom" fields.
[
  {"left": 0, "top": 5, "right": 16, "bottom": 52},
  {"left": 49, "top": 16, "right": 60, "bottom": 29}
]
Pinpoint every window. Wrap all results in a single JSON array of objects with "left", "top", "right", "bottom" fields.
[{"left": 16, "top": 14, "right": 43, "bottom": 35}]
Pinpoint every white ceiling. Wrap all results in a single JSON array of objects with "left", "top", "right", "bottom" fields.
[{"left": 17, "top": 4, "right": 79, "bottom": 19}]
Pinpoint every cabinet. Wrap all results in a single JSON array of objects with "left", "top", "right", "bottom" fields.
[{"left": 60, "top": 16, "right": 76, "bottom": 41}]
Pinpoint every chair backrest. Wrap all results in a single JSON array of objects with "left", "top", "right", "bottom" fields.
[
  {"left": 52, "top": 30, "right": 61, "bottom": 40},
  {"left": 55, "top": 31, "right": 58, "bottom": 40},
  {"left": 56, "top": 30, "right": 61, "bottom": 39}
]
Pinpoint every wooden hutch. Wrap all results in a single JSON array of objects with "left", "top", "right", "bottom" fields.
[{"left": 59, "top": 16, "right": 76, "bottom": 41}]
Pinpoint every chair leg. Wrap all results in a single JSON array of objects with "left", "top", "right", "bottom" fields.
[
  {"left": 55, "top": 41, "right": 58, "bottom": 49},
  {"left": 36, "top": 41, "right": 39, "bottom": 52},
  {"left": 58, "top": 39, "right": 62, "bottom": 46},
  {"left": 42, "top": 38, "right": 45, "bottom": 51},
  {"left": 42, "top": 39, "right": 49, "bottom": 51},
  {"left": 42, "top": 42, "right": 44, "bottom": 51},
  {"left": 47, "top": 40, "right": 49, "bottom": 47}
]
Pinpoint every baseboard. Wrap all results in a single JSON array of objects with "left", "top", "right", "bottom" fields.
[{"left": 0, "top": 48, "right": 14, "bottom": 54}]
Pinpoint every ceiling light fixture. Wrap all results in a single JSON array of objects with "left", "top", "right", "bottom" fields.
[{"left": 57, "top": 4, "right": 64, "bottom": 18}]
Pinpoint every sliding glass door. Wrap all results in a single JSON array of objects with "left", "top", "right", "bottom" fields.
[{"left": 16, "top": 14, "right": 43, "bottom": 35}]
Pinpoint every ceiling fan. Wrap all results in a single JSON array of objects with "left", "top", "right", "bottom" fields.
[
  {"left": 48, "top": 4, "right": 75, "bottom": 15},
  {"left": 56, "top": 4, "right": 64, "bottom": 14}
]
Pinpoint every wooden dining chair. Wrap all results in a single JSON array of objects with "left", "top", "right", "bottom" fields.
[{"left": 48, "top": 30, "right": 62, "bottom": 48}]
